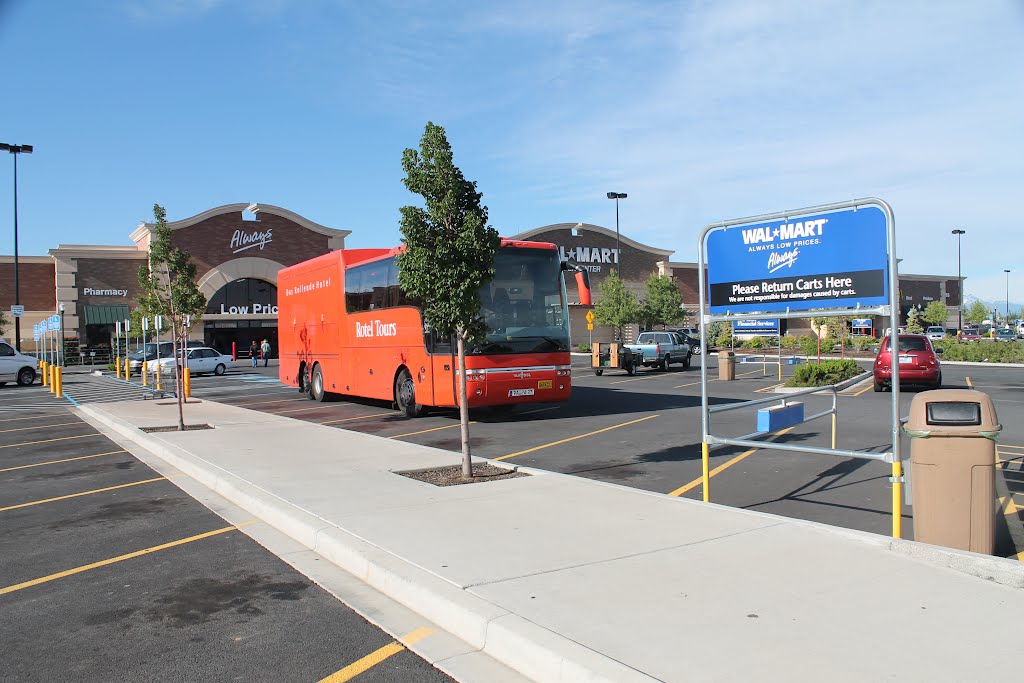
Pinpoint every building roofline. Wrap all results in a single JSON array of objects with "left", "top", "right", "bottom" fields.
[
  {"left": 511, "top": 223, "right": 675, "bottom": 257},
  {"left": 129, "top": 202, "right": 352, "bottom": 243}
]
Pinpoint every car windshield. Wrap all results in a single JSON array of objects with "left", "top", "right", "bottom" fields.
[{"left": 468, "top": 247, "right": 569, "bottom": 355}]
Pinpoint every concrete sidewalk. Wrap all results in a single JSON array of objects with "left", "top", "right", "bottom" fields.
[{"left": 79, "top": 399, "right": 1023, "bottom": 682}]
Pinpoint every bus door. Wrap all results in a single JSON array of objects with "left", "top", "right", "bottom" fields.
[{"left": 428, "top": 332, "right": 458, "bottom": 408}]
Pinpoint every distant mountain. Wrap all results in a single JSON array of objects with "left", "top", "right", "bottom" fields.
[{"left": 963, "top": 294, "right": 1023, "bottom": 318}]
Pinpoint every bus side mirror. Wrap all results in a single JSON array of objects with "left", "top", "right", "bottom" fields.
[
  {"left": 575, "top": 271, "right": 592, "bottom": 306},
  {"left": 562, "top": 261, "right": 592, "bottom": 306}
]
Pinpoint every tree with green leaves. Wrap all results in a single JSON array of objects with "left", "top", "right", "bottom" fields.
[
  {"left": 137, "top": 204, "right": 207, "bottom": 430},
  {"left": 397, "top": 122, "right": 501, "bottom": 479},
  {"left": 594, "top": 271, "right": 639, "bottom": 342},
  {"left": 905, "top": 307, "right": 924, "bottom": 333},
  {"left": 965, "top": 300, "right": 988, "bottom": 325},
  {"left": 637, "top": 273, "right": 684, "bottom": 330},
  {"left": 922, "top": 301, "right": 949, "bottom": 327}
]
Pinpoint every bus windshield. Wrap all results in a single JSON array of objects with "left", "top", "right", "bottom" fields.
[{"left": 470, "top": 247, "right": 569, "bottom": 355}]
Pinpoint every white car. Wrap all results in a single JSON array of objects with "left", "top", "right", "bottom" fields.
[
  {"left": 155, "top": 347, "right": 233, "bottom": 376},
  {"left": 0, "top": 339, "right": 39, "bottom": 386},
  {"left": 925, "top": 326, "right": 946, "bottom": 342}
]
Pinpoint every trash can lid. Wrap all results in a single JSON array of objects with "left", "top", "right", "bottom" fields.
[{"left": 904, "top": 389, "right": 1001, "bottom": 438}]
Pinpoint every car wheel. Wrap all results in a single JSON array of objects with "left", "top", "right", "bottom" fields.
[
  {"left": 683, "top": 353, "right": 692, "bottom": 369},
  {"left": 692, "top": 344, "right": 702, "bottom": 355},
  {"left": 214, "top": 363, "right": 226, "bottom": 376},
  {"left": 309, "top": 364, "right": 326, "bottom": 402},
  {"left": 625, "top": 362, "right": 636, "bottom": 376},
  {"left": 660, "top": 354, "right": 670, "bottom": 371},
  {"left": 594, "top": 368, "right": 604, "bottom": 376},
  {"left": 874, "top": 381, "right": 884, "bottom": 392},
  {"left": 395, "top": 368, "right": 425, "bottom": 417},
  {"left": 17, "top": 368, "right": 35, "bottom": 387}
]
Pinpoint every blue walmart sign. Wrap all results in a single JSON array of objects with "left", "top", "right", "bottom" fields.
[{"left": 707, "top": 206, "right": 889, "bottom": 314}]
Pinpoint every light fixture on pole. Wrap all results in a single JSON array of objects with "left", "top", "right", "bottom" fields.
[
  {"left": 606, "top": 192, "right": 627, "bottom": 275},
  {"left": 0, "top": 143, "right": 33, "bottom": 351},
  {"left": 951, "top": 229, "right": 965, "bottom": 333},
  {"left": 1005, "top": 269, "right": 1011, "bottom": 325}
]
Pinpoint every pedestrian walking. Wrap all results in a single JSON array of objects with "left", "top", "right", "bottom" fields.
[
  {"left": 249, "top": 340, "right": 259, "bottom": 368},
  {"left": 260, "top": 338, "right": 271, "bottom": 367}
]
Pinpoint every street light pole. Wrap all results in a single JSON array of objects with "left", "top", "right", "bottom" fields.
[
  {"left": 606, "top": 192, "right": 627, "bottom": 275},
  {"left": 1, "top": 143, "right": 33, "bottom": 351},
  {"left": 1005, "top": 269, "right": 1011, "bottom": 324},
  {"left": 952, "top": 229, "right": 965, "bottom": 333}
]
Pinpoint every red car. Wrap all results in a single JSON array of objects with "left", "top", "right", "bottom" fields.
[
  {"left": 960, "top": 327, "right": 981, "bottom": 341},
  {"left": 873, "top": 334, "right": 942, "bottom": 392}
]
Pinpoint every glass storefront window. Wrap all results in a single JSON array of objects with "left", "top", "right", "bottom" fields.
[{"left": 206, "top": 278, "right": 277, "bottom": 314}]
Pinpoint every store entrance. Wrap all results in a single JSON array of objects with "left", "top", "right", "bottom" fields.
[{"left": 204, "top": 322, "right": 278, "bottom": 360}]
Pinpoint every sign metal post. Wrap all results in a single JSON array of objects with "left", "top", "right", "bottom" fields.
[{"left": 698, "top": 198, "right": 903, "bottom": 537}]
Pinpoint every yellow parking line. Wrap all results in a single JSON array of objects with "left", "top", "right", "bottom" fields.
[
  {"left": 0, "top": 477, "right": 165, "bottom": 512},
  {"left": 755, "top": 383, "right": 786, "bottom": 394},
  {"left": 389, "top": 422, "right": 472, "bottom": 439},
  {"left": 0, "top": 421, "right": 85, "bottom": 435},
  {"left": 272, "top": 404, "right": 351, "bottom": 414},
  {"left": 998, "top": 444, "right": 1024, "bottom": 450},
  {"left": 0, "top": 524, "right": 248, "bottom": 596},
  {"left": 319, "top": 412, "right": 394, "bottom": 425},
  {"left": 0, "top": 433, "right": 100, "bottom": 449},
  {"left": 494, "top": 415, "right": 658, "bottom": 461},
  {"left": 0, "top": 450, "right": 127, "bottom": 473},
  {"left": 966, "top": 376, "right": 973, "bottom": 388},
  {"left": 852, "top": 382, "right": 875, "bottom": 397},
  {"left": 672, "top": 369, "right": 765, "bottom": 389},
  {"left": 668, "top": 427, "right": 795, "bottom": 497},
  {"left": 0, "top": 412, "right": 71, "bottom": 424},
  {"left": 318, "top": 627, "right": 436, "bottom": 683},
  {"left": 999, "top": 496, "right": 1024, "bottom": 562}
]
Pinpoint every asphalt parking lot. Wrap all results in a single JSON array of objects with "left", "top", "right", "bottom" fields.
[
  {"left": 0, "top": 383, "right": 453, "bottom": 682},
  {"left": 174, "top": 354, "right": 1024, "bottom": 557}
]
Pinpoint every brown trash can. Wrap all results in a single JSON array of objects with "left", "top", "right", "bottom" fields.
[
  {"left": 719, "top": 350, "right": 735, "bottom": 381},
  {"left": 904, "top": 389, "right": 1001, "bottom": 554}
]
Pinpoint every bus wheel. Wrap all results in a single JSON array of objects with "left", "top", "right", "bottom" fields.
[
  {"left": 395, "top": 369, "right": 424, "bottom": 417},
  {"left": 310, "top": 364, "right": 326, "bottom": 402}
]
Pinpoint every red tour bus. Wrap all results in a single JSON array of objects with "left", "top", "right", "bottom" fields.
[{"left": 277, "top": 239, "right": 592, "bottom": 415}]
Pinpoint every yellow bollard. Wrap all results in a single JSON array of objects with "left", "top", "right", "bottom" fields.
[
  {"left": 156, "top": 365, "right": 162, "bottom": 391},
  {"left": 115, "top": 355, "right": 121, "bottom": 379},
  {"left": 124, "top": 357, "right": 131, "bottom": 379},
  {"left": 54, "top": 367, "right": 62, "bottom": 399},
  {"left": 41, "top": 361, "right": 48, "bottom": 387},
  {"left": 49, "top": 364, "right": 56, "bottom": 394},
  {"left": 701, "top": 441, "right": 711, "bottom": 503},
  {"left": 183, "top": 368, "right": 191, "bottom": 398},
  {"left": 141, "top": 361, "right": 148, "bottom": 388},
  {"left": 891, "top": 461, "right": 903, "bottom": 539}
]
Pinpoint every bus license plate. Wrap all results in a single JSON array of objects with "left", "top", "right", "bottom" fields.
[{"left": 509, "top": 388, "right": 535, "bottom": 397}]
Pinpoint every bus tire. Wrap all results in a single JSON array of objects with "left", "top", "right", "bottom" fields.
[
  {"left": 310, "top": 364, "right": 326, "bottom": 402},
  {"left": 395, "top": 368, "right": 425, "bottom": 418}
]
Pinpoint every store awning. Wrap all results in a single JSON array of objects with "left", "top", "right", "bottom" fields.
[{"left": 82, "top": 304, "right": 130, "bottom": 326}]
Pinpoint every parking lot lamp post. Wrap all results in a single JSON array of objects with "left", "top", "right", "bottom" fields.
[
  {"left": 1005, "top": 270, "right": 1011, "bottom": 324},
  {"left": 58, "top": 302, "right": 64, "bottom": 366},
  {"left": 1, "top": 143, "right": 33, "bottom": 351},
  {"left": 606, "top": 192, "right": 627, "bottom": 275},
  {"left": 952, "top": 229, "right": 965, "bottom": 333}
]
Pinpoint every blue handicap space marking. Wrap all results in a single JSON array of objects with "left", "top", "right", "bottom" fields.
[{"left": 236, "top": 374, "right": 286, "bottom": 384}]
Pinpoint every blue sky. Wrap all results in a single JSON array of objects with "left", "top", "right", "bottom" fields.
[{"left": 1, "top": 1, "right": 1021, "bottom": 302}]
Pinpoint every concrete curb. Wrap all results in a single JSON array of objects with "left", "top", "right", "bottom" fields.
[
  {"left": 76, "top": 404, "right": 658, "bottom": 683},
  {"left": 770, "top": 370, "right": 872, "bottom": 394}
]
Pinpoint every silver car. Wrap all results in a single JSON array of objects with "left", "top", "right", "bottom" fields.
[{"left": 925, "top": 326, "right": 946, "bottom": 342}]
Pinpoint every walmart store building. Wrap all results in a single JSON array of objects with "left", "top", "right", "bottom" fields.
[{"left": 0, "top": 203, "right": 961, "bottom": 354}]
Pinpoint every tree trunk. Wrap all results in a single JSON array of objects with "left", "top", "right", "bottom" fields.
[{"left": 456, "top": 333, "right": 473, "bottom": 479}]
